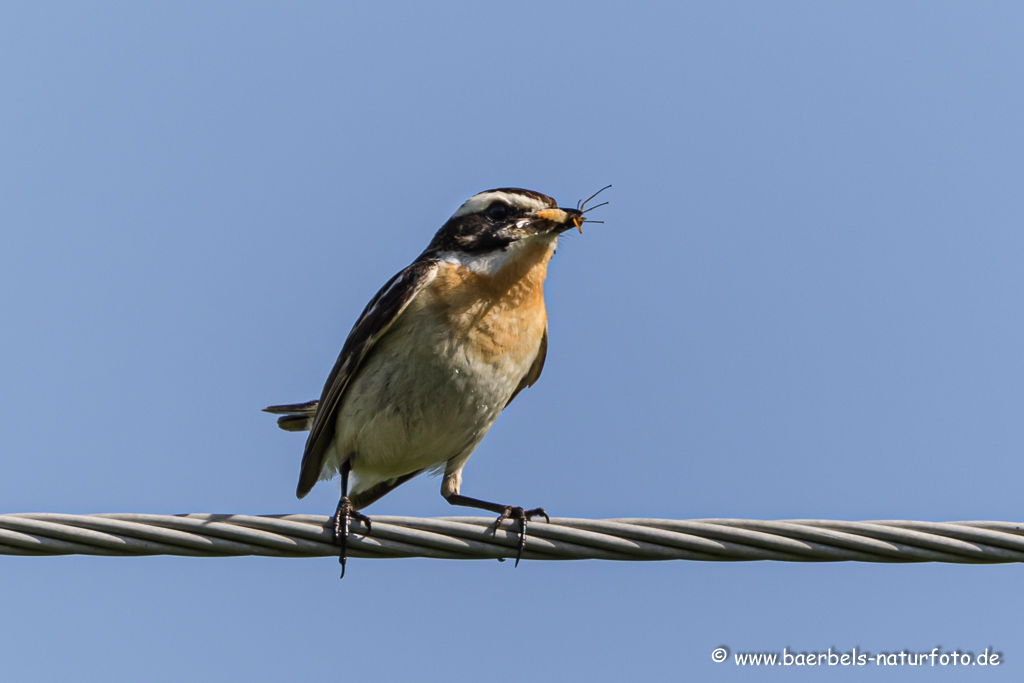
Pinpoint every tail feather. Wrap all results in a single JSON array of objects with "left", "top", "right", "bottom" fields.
[
  {"left": 263, "top": 400, "right": 318, "bottom": 415},
  {"left": 263, "top": 400, "right": 319, "bottom": 432}
]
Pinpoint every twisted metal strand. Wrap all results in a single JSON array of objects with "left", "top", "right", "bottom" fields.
[{"left": 1, "top": 514, "right": 1022, "bottom": 563}]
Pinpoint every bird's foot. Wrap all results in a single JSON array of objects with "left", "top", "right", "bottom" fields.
[
  {"left": 491, "top": 506, "right": 549, "bottom": 567},
  {"left": 332, "top": 496, "right": 371, "bottom": 579}
]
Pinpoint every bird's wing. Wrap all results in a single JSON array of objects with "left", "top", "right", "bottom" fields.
[
  {"left": 504, "top": 326, "right": 548, "bottom": 408},
  {"left": 296, "top": 257, "right": 439, "bottom": 498}
]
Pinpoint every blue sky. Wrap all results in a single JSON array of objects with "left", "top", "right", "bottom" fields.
[{"left": 2, "top": 2, "right": 1022, "bottom": 681}]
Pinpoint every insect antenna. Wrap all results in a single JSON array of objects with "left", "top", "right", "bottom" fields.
[{"left": 578, "top": 184, "right": 612, "bottom": 212}]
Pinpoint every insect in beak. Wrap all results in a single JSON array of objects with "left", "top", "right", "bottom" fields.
[{"left": 575, "top": 184, "right": 612, "bottom": 233}]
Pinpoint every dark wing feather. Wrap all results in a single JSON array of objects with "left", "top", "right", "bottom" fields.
[
  {"left": 296, "top": 257, "right": 439, "bottom": 498},
  {"left": 505, "top": 327, "right": 548, "bottom": 408}
]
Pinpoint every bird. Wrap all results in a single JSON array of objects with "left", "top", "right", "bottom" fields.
[{"left": 264, "top": 186, "right": 609, "bottom": 577}]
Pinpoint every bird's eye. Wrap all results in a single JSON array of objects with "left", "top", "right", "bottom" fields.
[{"left": 486, "top": 202, "right": 510, "bottom": 221}]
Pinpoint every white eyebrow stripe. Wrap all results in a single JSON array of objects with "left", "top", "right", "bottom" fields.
[{"left": 451, "top": 191, "right": 552, "bottom": 218}]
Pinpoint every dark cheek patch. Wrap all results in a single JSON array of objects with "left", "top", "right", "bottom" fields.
[{"left": 428, "top": 214, "right": 514, "bottom": 254}]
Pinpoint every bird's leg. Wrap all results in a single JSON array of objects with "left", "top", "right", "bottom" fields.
[
  {"left": 333, "top": 459, "right": 371, "bottom": 579},
  {"left": 443, "top": 493, "right": 548, "bottom": 567}
]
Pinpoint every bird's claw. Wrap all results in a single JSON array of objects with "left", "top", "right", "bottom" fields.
[
  {"left": 332, "top": 496, "right": 371, "bottom": 579},
  {"left": 491, "top": 506, "right": 549, "bottom": 567}
]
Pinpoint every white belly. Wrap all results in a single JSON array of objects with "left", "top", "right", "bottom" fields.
[{"left": 321, "top": 304, "right": 540, "bottom": 494}]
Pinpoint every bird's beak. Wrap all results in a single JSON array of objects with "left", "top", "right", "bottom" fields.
[{"left": 535, "top": 207, "right": 585, "bottom": 234}]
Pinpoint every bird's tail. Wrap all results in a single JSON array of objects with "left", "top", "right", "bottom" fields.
[{"left": 262, "top": 400, "right": 319, "bottom": 432}]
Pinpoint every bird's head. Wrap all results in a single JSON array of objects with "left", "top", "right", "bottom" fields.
[{"left": 426, "top": 188, "right": 587, "bottom": 256}]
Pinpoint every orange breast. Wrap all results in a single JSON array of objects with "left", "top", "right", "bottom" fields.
[{"left": 428, "top": 241, "right": 554, "bottom": 365}]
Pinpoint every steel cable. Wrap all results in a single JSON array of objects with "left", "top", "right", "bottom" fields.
[{"left": 2, "top": 514, "right": 1023, "bottom": 563}]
